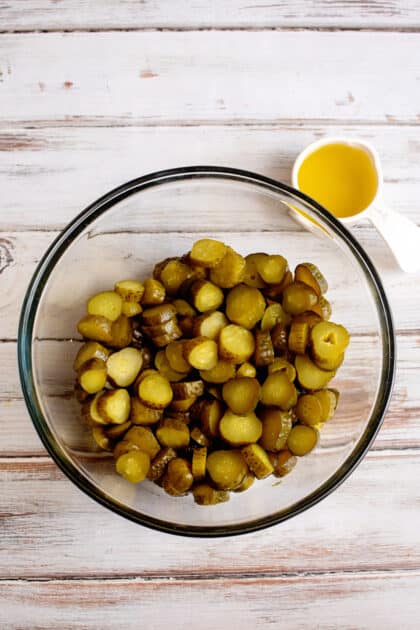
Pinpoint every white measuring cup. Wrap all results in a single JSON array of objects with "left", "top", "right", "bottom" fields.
[{"left": 291, "top": 137, "right": 420, "bottom": 273}]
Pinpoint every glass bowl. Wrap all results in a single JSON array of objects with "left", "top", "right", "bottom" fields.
[{"left": 18, "top": 166, "right": 395, "bottom": 537}]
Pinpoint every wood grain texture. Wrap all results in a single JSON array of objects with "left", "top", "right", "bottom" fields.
[
  {"left": 0, "top": 32, "right": 420, "bottom": 126},
  {"left": 1, "top": 571, "right": 420, "bottom": 629},
  {"left": 1, "top": 2, "right": 420, "bottom": 625},
  {"left": 0, "top": 449, "right": 419, "bottom": 578},
  {"left": 1, "top": 0, "right": 420, "bottom": 30},
  {"left": 1, "top": 125, "right": 420, "bottom": 230}
]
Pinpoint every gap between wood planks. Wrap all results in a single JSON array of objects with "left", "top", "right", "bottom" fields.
[
  {"left": 1, "top": 26, "right": 420, "bottom": 35},
  {"left": 2, "top": 328, "right": 419, "bottom": 341},
  {"left": 1, "top": 220, "right": 419, "bottom": 233},
  {"left": 1, "top": 566, "right": 420, "bottom": 584},
  {"left": 1, "top": 118, "right": 420, "bottom": 130},
  {"left": 2, "top": 438, "right": 419, "bottom": 458},
  {"left": 2, "top": 443, "right": 420, "bottom": 466}
]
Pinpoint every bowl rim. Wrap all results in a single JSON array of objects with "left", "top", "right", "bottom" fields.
[{"left": 18, "top": 165, "right": 395, "bottom": 537}]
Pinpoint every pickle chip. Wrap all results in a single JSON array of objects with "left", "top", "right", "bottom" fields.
[
  {"left": 193, "top": 484, "right": 229, "bottom": 506},
  {"left": 287, "top": 425, "right": 318, "bottom": 456},
  {"left": 219, "top": 410, "right": 263, "bottom": 446},
  {"left": 226, "top": 285, "right": 265, "bottom": 329},
  {"left": 190, "top": 238, "right": 227, "bottom": 268},
  {"left": 210, "top": 247, "right": 246, "bottom": 289},
  {"left": 222, "top": 377, "right": 260, "bottom": 415},
  {"left": 295, "top": 354, "right": 336, "bottom": 390},
  {"left": 310, "top": 321, "right": 350, "bottom": 371},
  {"left": 206, "top": 450, "right": 248, "bottom": 490},
  {"left": 219, "top": 324, "right": 255, "bottom": 364},
  {"left": 282, "top": 282, "right": 319, "bottom": 315},
  {"left": 87, "top": 291, "right": 123, "bottom": 322},
  {"left": 116, "top": 450, "right": 150, "bottom": 484},
  {"left": 241, "top": 444, "right": 273, "bottom": 479},
  {"left": 115, "top": 280, "right": 145, "bottom": 303}
]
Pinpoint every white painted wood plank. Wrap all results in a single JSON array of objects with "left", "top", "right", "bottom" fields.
[
  {"left": 1, "top": 125, "right": 419, "bottom": 230},
  {"left": 1, "top": 571, "right": 420, "bottom": 630},
  {"left": 0, "top": 32, "right": 419, "bottom": 125},
  {"left": 2, "top": 1, "right": 420, "bottom": 30},
  {"left": 0, "top": 450, "right": 419, "bottom": 577},
  {"left": 0, "top": 13, "right": 417, "bottom": 626},
  {"left": 0, "top": 231, "right": 56, "bottom": 339},
  {"left": 0, "top": 399, "right": 45, "bottom": 455}
]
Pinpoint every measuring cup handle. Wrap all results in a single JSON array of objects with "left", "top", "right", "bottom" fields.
[{"left": 368, "top": 204, "right": 420, "bottom": 273}]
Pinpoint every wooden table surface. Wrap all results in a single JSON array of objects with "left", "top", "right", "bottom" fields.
[{"left": 1, "top": 2, "right": 420, "bottom": 628}]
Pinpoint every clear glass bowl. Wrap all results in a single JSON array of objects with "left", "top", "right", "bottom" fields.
[{"left": 18, "top": 166, "right": 395, "bottom": 537}]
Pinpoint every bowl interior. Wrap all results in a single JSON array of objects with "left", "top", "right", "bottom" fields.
[{"left": 21, "top": 169, "right": 393, "bottom": 535}]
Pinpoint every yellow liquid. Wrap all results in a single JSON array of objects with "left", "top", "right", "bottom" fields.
[{"left": 297, "top": 143, "right": 378, "bottom": 218}]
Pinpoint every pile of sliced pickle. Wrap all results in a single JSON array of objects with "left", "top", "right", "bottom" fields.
[{"left": 74, "top": 239, "right": 349, "bottom": 505}]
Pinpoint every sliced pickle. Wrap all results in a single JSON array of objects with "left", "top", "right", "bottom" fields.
[
  {"left": 310, "top": 321, "right": 350, "bottom": 370},
  {"left": 288, "top": 321, "right": 309, "bottom": 355},
  {"left": 295, "top": 354, "right": 336, "bottom": 390},
  {"left": 282, "top": 282, "right": 319, "bottom": 315},
  {"left": 287, "top": 425, "right": 318, "bottom": 456}
]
